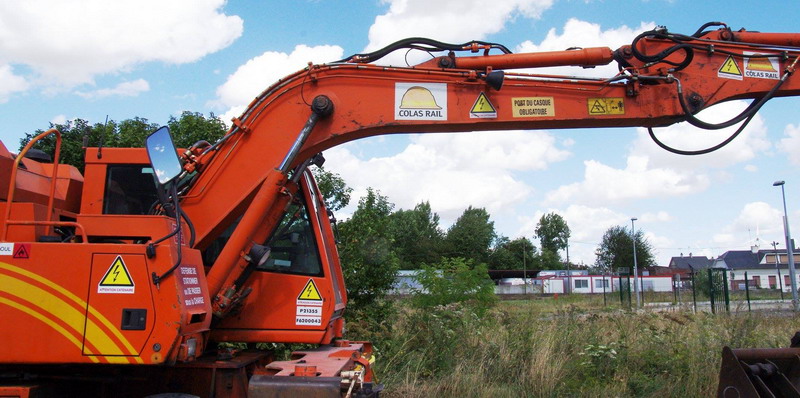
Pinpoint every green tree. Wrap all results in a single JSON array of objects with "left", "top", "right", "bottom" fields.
[
  {"left": 311, "top": 166, "right": 352, "bottom": 212},
  {"left": 336, "top": 188, "right": 399, "bottom": 320},
  {"left": 489, "top": 236, "right": 538, "bottom": 270},
  {"left": 539, "top": 249, "right": 563, "bottom": 270},
  {"left": 444, "top": 206, "right": 496, "bottom": 265},
  {"left": 594, "top": 225, "right": 656, "bottom": 272},
  {"left": 411, "top": 257, "right": 497, "bottom": 314},
  {"left": 166, "top": 111, "right": 227, "bottom": 148},
  {"left": 389, "top": 201, "right": 443, "bottom": 269},
  {"left": 534, "top": 212, "right": 570, "bottom": 262},
  {"left": 19, "top": 113, "right": 226, "bottom": 169}
]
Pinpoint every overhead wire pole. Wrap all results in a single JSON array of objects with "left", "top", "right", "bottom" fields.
[
  {"left": 631, "top": 217, "right": 641, "bottom": 308},
  {"left": 774, "top": 181, "right": 799, "bottom": 311},
  {"left": 772, "top": 241, "right": 784, "bottom": 300}
]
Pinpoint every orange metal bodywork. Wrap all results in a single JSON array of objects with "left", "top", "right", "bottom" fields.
[{"left": 1, "top": 25, "right": 799, "bottom": 396}]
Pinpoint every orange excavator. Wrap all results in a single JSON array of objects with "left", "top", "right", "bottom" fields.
[{"left": 1, "top": 22, "right": 800, "bottom": 397}]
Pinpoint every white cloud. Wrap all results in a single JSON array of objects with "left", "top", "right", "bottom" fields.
[
  {"left": 544, "top": 155, "right": 709, "bottom": 206},
  {"left": 0, "top": 0, "right": 242, "bottom": 90},
  {"left": 368, "top": 0, "right": 553, "bottom": 50},
  {"left": 543, "top": 100, "right": 771, "bottom": 208},
  {"left": 325, "top": 130, "right": 570, "bottom": 225},
  {"left": 631, "top": 101, "right": 771, "bottom": 171},
  {"left": 713, "top": 201, "right": 783, "bottom": 248},
  {"left": 364, "top": 0, "right": 553, "bottom": 65},
  {"left": 640, "top": 211, "right": 671, "bottom": 223},
  {"left": 75, "top": 79, "right": 150, "bottom": 99},
  {"left": 212, "top": 44, "right": 344, "bottom": 123},
  {"left": 50, "top": 115, "right": 68, "bottom": 125},
  {"left": 515, "top": 19, "right": 655, "bottom": 77},
  {"left": 0, "top": 65, "right": 29, "bottom": 103},
  {"left": 779, "top": 124, "right": 800, "bottom": 166}
]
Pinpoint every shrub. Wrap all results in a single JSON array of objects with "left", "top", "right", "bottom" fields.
[{"left": 411, "top": 257, "right": 497, "bottom": 314}]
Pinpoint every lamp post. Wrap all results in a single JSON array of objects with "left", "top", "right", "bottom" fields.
[
  {"left": 631, "top": 217, "right": 641, "bottom": 308},
  {"left": 772, "top": 241, "right": 784, "bottom": 300},
  {"left": 774, "top": 180, "right": 799, "bottom": 312}
]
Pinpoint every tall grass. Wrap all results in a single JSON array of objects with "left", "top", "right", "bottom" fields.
[{"left": 372, "top": 298, "right": 800, "bottom": 397}]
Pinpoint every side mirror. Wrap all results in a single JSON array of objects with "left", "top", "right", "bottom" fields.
[{"left": 145, "top": 126, "right": 183, "bottom": 185}]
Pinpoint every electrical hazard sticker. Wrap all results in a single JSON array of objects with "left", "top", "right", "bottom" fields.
[
  {"left": 469, "top": 92, "right": 497, "bottom": 118},
  {"left": 296, "top": 279, "right": 323, "bottom": 326},
  {"left": 744, "top": 52, "right": 780, "bottom": 80},
  {"left": 297, "top": 279, "right": 323, "bottom": 305},
  {"left": 395, "top": 83, "right": 448, "bottom": 120},
  {"left": 98, "top": 255, "right": 135, "bottom": 294},
  {"left": 588, "top": 98, "right": 624, "bottom": 115},
  {"left": 718, "top": 56, "right": 743, "bottom": 80},
  {"left": 512, "top": 97, "right": 554, "bottom": 118}
]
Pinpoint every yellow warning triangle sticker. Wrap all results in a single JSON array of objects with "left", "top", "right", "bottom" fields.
[
  {"left": 470, "top": 92, "right": 497, "bottom": 118},
  {"left": 718, "top": 56, "right": 742, "bottom": 76},
  {"left": 99, "top": 256, "right": 134, "bottom": 287},
  {"left": 297, "top": 279, "right": 322, "bottom": 301},
  {"left": 589, "top": 100, "right": 607, "bottom": 114}
]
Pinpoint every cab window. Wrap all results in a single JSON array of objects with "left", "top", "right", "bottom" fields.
[
  {"left": 257, "top": 195, "right": 323, "bottom": 276},
  {"left": 104, "top": 165, "right": 158, "bottom": 215}
]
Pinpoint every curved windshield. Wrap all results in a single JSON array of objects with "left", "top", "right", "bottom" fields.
[{"left": 257, "top": 195, "right": 323, "bottom": 276}]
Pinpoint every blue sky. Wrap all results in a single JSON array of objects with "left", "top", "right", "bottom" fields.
[{"left": 1, "top": 0, "right": 799, "bottom": 266}]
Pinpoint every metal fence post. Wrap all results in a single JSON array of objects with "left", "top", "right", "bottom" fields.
[
  {"left": 745, "top": 271, "right": 751, "bottom": 312},
  {"left": 709, "top": 268, "right": 716, "bottom": 314},
  {"left": 690, "top": 268, "right": 697, "bottom": 313},
  {"left": 723, "top": 269, "right": 730, "bottom": 312}
]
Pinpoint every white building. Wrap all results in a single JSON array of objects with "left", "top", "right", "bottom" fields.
[{"left": 715, "top": 249, "right": 800, "bottom": 292}]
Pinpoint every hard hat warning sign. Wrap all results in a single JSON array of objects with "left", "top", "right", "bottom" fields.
[
  {"left": 395, "top": 83, "right": 448, "bottom": 120},
  {"left": 512, "top": 97, "right": 554, "bottom": 118},
  {"left": 98, "top": 255, "right": 135, "bottom": 294},
  {"left": 744, "top": 52, "right": 780, "bottom": 80}
]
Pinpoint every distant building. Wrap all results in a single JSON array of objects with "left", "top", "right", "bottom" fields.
[
  {"left": 714, "top": 249, "right": 800, "bottom": 291},
  {"left": 668, "top": 253, "right": 714, "bottom": 278}
]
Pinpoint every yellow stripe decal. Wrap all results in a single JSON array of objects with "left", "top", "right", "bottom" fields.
[
  {"left": 0, "top": 273, "right": 132, "bottom": 363},
  {"left": 0, "top": 296, "right": 100, "bottom": 363},
  {"left": 0, "top": 262, "right": 143, "bottom": 363}
]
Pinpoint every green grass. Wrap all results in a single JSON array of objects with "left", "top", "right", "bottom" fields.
[{"left": 369, "top": 296, "right": 800, "bottom": 397}]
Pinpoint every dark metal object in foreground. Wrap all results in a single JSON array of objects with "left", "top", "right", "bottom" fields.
[{"left": 718, "top": 336, "right": 800, "bottom": 397}]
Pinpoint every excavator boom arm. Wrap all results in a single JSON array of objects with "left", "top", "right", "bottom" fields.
[{"left": 182, "top": 25, "right": 800, "bottom": 303}]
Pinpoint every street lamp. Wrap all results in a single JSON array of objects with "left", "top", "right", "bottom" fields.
[
  {"left": 772, "top": 241, "right": 784, "bottom": 300},
  {"left": 631, "top": 217, "right": 641, "bottom": 308},
  {"left": 773, "top": 180, "right": 799, "bottom": 312}
]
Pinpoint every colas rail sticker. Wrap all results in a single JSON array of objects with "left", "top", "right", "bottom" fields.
[{"left": 395, "top": 83, "right": 448, "bottom": 121}]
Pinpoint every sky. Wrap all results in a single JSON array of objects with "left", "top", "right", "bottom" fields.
[{"left": 1, "top": 0, "right": 799, "bottom": 267}]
